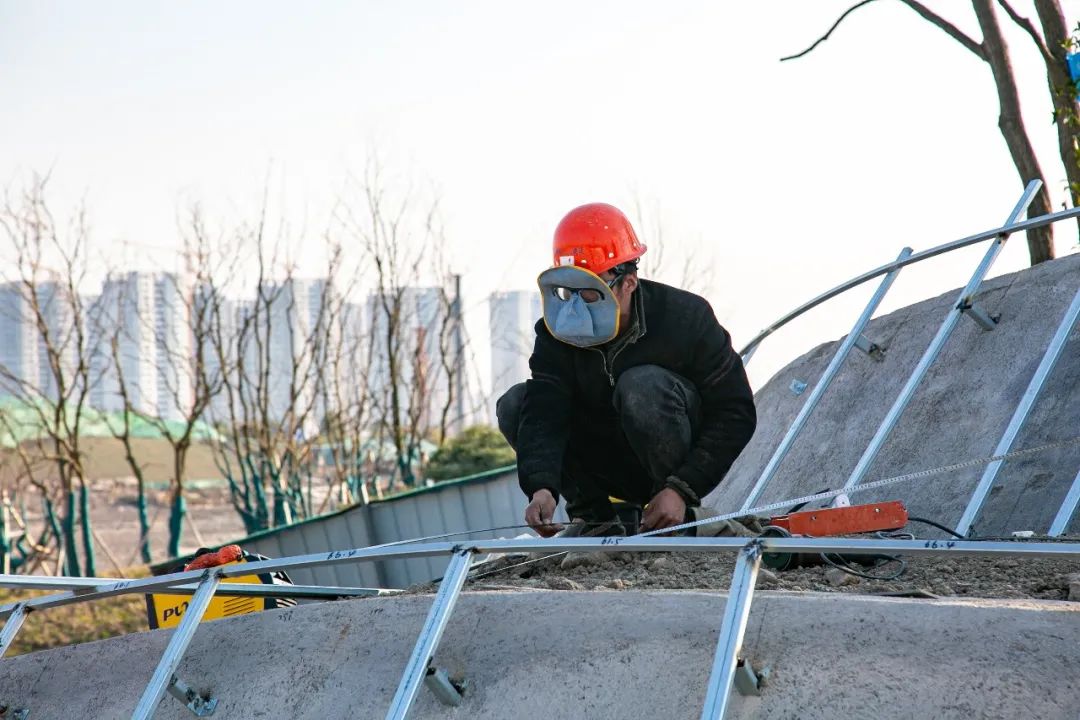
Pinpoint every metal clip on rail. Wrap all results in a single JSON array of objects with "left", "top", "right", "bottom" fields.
[{"left": 166, "top": 675, "right": 218, "bottom": 717}]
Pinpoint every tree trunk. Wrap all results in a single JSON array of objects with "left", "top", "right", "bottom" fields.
[
  {"left": 79, "top": 483, "right": 97, "bottom": 577},
  {"left": 136, "top": 480, "right": 151, "bottom": 564},
  {"left": 0, "top": 497, "right": 9, "bottom": 575},
  {"left": 167, "top": 490, "right": 185, "bottom": 558},
  {"left": 1032, "top": 0, "right": 1080, "bottom": 235},
  {"left": 972, "top": 0, "right": 1056, "bottom": 264},
  {"left": 62, "top": 488, "right": 81, "bottom": 576}
]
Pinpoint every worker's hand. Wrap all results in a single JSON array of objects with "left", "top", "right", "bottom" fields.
[
  {"left": 640, "top": 488, "right": 686, "bottom": 534},
  {"left": 525, "top": 489, "right": 563, "bottom": 538}
]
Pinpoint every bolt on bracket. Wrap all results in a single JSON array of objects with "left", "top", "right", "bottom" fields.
[
  {"left": 959, "top": 301, "right": 999, "bottom": 330},
  {"left": 424, "top": 666, "right": 467, "bottom": 707},
  {"left": 853, "top": 334, "right": 886, "bottom": 361},
  {"left": 166, "top": 675, "right": 218, "bottom": 717},
  {"left": 733, "top": 659, "right": 771, "bottom": 697}
]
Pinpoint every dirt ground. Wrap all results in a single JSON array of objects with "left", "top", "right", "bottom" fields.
[{"left": 460, "top": 543, "right": 1080, "bottom": 601}]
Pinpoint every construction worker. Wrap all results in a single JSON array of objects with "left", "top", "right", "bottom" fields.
[{"left": 497, "top": 203, "right": 757, "bottom": 538}]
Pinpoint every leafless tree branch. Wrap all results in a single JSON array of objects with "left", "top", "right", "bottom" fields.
[
  {"left": 995, "top": 0, "right": 1053, "bottom": 63},
  {"left": 783, "top": 0, "right": 986, "bottom": 62}
]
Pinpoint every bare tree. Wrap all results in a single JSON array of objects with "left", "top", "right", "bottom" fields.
[
  {"left": 994, "top": 1, "right": 1080, "bottom": 223},
  {"left": 333, "top": 164, "right": 464, "bottom": 490},
  {"left": 0, "top": 409, "right": 58, "bottom": 574},
  {"left": 784, "top": 0, "right": 1060, "bottom": 264},
  {"left": 632, "top": 195, "right": 716, "bottom": 295},
  {"left": 314, "top": 240, "right": 380, "bottom": 508},
  {"left": 102, "top": 326, "right": 155, "bottom": 563},
  {"left": 203, "top": 200, "right": 342, "bottom": 532},
  {"left": 0, "top": 176, "right": 99, "bottom": 576}
]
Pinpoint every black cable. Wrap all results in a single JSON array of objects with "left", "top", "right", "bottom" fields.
[
  {"left": 906, "top": 516, "right": 965, "bottom": 539},
  {"left": 819, "top": 552, "right": 907, "bottom": 581}
]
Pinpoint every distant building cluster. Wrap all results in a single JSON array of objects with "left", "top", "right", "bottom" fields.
[{"left": 0, "top": 273, "right": 544, "bottom": 430}]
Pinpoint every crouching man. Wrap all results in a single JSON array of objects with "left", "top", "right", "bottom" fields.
[{"left": 497, "top": 203, "right": 756, "bottom": 539}]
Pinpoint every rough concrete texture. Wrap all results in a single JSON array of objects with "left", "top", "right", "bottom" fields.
[
  {"left": 2, "top": 590, "right": 1079, "bottom": 719},
  {"left": 707, "top": 253, "right": 1080, "bottom": 536}
]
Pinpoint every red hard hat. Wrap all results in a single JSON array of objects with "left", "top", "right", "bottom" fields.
[{"left": 552, "top": 203, "right": 647, "bottom": 276}]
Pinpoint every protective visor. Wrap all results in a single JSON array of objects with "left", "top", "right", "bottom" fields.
[{"left": 538, "top": 265, "right": 620, "bottom": 347}]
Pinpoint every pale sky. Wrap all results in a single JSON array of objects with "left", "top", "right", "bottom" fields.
[{"left": 2, "top": 0, "right": 1078, "bottom": 392}]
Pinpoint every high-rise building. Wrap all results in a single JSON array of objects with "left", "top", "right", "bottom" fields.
[
  {"left": 0, "top": 283, "right": 40, "bottom": 399},
  {"left": 90, "top": 272, "right": 158, "bottom": 416},
  {"left": 34, "top": 280, "right": 82, "bottom": 403},
  {"left": 262, "top": 278, "right": 333, "bottom": 423},
  {"left": 154, "top": 273, "right": 193, "bottom": 421},
  {"left": 367, "top": 286, "right": 455, "bottom": 434},
  {"left": 195, "top": 285, "right": 236, "bottom": 424},
  {"left": 488, "top": 290, "right": 542, "bottom": 423},
  {"left": 0, "top": 278, "right": 86, "bottom": 404}
]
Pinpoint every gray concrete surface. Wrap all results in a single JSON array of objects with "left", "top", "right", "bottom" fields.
[
  {"left": 707, "top": 253, "right": 1080, "bottom": 536},
  {"left": 2, "top": 589, "right": 1078, "bottom": 719}
]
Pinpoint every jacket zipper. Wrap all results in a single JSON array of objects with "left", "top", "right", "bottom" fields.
[
  {"left": 594, "top": 348, "right": 615, "bottom": 387},
  {"left": 596, "top": 344, "right": 633, "bottom": 388}
]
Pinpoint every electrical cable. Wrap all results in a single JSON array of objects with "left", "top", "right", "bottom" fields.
[
  {"left": 818, "top": 551, "right": 907, "bottom": 581},
  {"left": 906, "top": 516, "right": 965, "bottom": 539}
]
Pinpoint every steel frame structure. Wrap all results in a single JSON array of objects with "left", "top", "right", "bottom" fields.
[
  {"left": 2, "top": 182, "right": 1080, "bottom": 718},
  {"left": 3, "top": 535, "right": 1080, "bottom": 718},
  {"left": 739, "top": 180, "right": 1080, "bottom": 532}
]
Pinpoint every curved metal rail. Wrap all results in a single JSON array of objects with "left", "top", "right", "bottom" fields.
[{"left": 738, "top": 201, "right": 1080, "bottom": 359}]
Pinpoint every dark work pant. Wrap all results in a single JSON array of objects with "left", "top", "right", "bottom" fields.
[{"left": 496, "top": 364, "right": 701, "bottom": 522}]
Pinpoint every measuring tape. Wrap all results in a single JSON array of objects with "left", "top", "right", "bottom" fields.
[{"left": 638, "top": 434, "right": 1080, "bottom": 538}]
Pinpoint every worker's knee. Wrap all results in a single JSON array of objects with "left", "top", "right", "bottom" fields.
[
  {"left": 495, "top": 382, "right": 527, "bottom": 449},
  {"left": 613, "top": 365, "right": 697, "bottom": 427}
]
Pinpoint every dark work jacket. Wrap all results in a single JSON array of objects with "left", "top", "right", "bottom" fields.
[{"left": 517, "top": 279, "right": 756, "bottom": 503}]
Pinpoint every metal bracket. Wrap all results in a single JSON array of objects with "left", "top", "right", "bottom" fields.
[
  {"left": 0, "top": 604, "right": 29, "bottom": 658},
  {"left": 424, "top": 667, "right": 467, "bottom": 706},
  {"left": 959, "top": 301, "right": 999, "bottom": 330},
  {"left": 167, "top": 676, "right": 218, "bottom": 717},
  {"left": 700, "top": 541, "right": 763, "bottom": 719},
  {"left": 386, "top": 548, "right": 474, "bottom": 719},
  {"left": 853, "top": 334, "right": 886, "bottom": 361},
  {"left": 132, "top": 572, "right": 222, "bottom": 720},
  {"left": 733, "top": 660, "right": 771, "bottom": 697}
]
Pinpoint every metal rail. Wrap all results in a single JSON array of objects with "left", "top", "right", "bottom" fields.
[
  {"left": 0, "top": 603, "right": 28, "bottom": 658},
  {"left": 386, "top": 549, "right": 473, "bottom": 719},
  {"left": 0, "top": 573, "right": 393, "bottom": 599},
  {"left": 132, "top": 572, "right": 222, "bottom": 720},
  {"left": 4, "top": 536, "right": 1080, "bottom": 718},
  {"left": 955, "top": 283, "right": 1080, "bottom": 536},
  {"left": 1049, "top": 465, "right": 1080, "bottom": 536},
  {"left": 700, "top": 541, "right": 762, "bottom": 720},
  {"left": 841, "top": 181, "right": 1041, "bottom": 491},
  {"left": 740, "top": 246, "right": 912, "bottom": 510},
  {"left": 738, "top": 193, "right": 1080, "bottom": 358},
  {"left": 4, "top": 181, "right": 1080, "bottom": 718}
]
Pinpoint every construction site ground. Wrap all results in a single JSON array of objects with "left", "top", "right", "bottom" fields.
[{"left": 457, "top": 541, "right": 1080, "bottom": 601}]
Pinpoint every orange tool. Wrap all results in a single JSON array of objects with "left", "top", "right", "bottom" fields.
[
  {"left": 769, "top": 501, "right": 908, "bottom": 537},
  {"left": 184, "top": 544, "right": 243, "bottom": 571}
]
